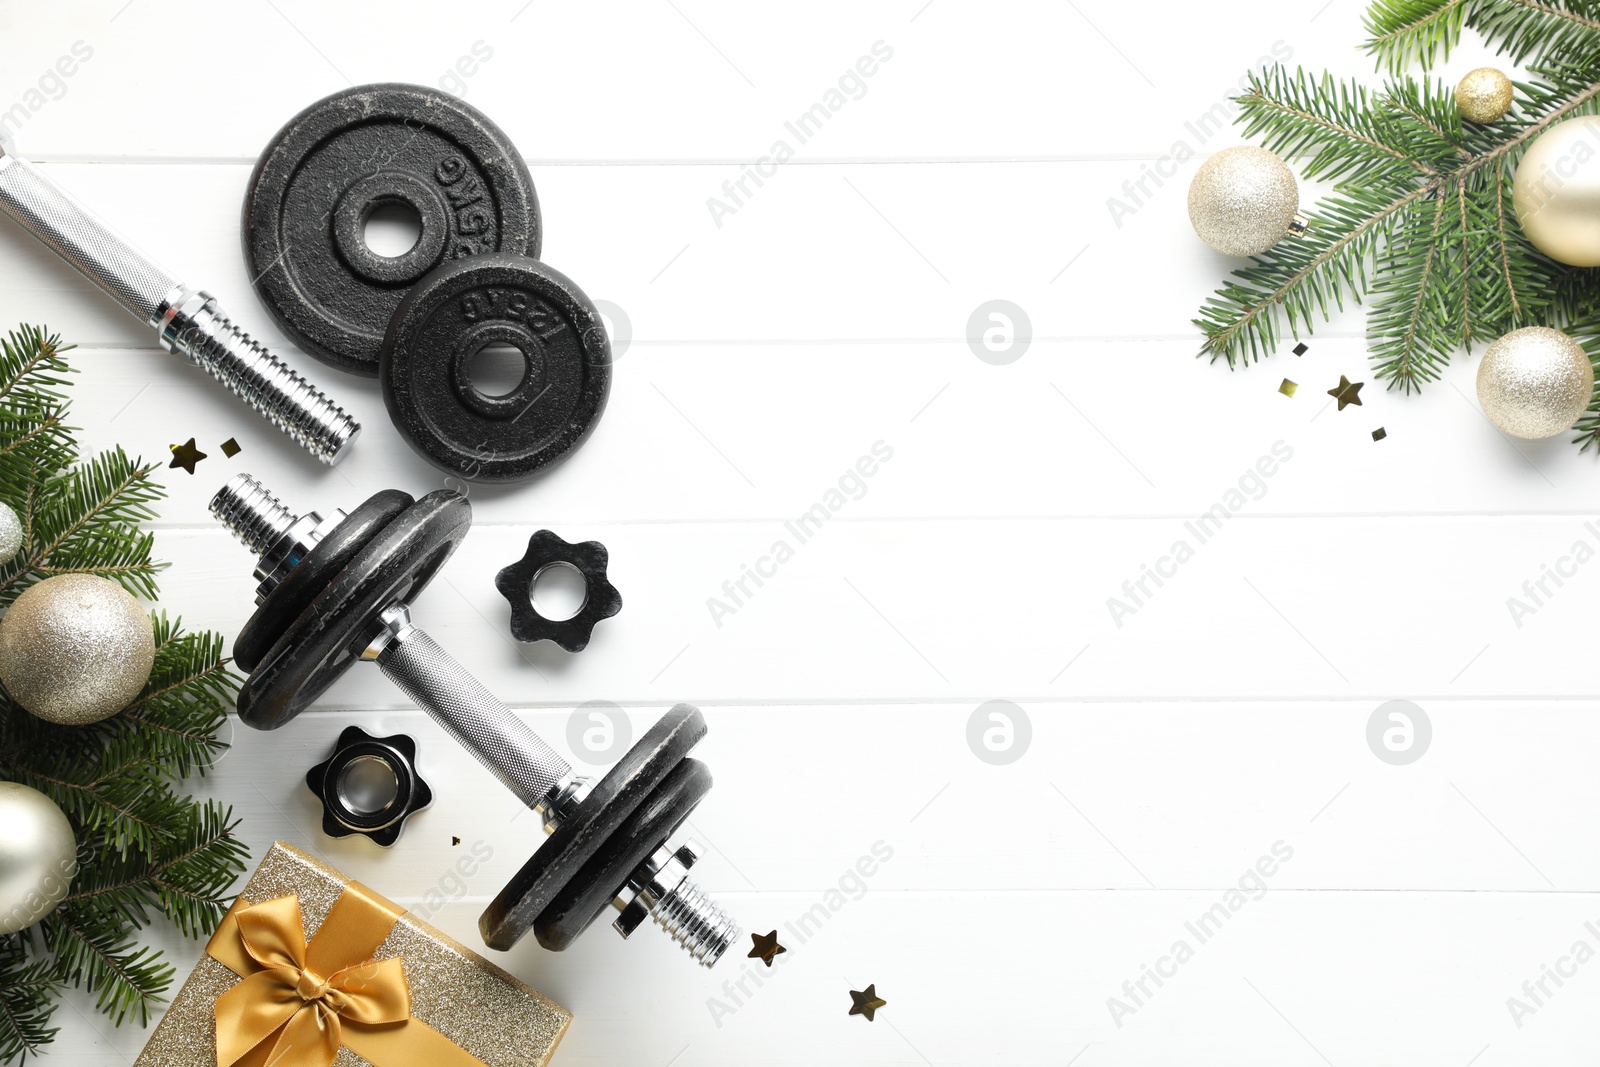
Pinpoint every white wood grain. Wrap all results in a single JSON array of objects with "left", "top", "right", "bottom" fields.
[{"left": 2, "top": 0, "right": 1595, "bottom": 1064}]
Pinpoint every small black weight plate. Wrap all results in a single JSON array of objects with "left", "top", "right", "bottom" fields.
[
  {"left": 237, "top": 492, "right": 471, "bottom": 730},
  {"left": 533, "top": 757, "right": 711, "bottom": 952},
  {"left": 233, "top": 489, "right": 413, "bottom": 673},
  {"left": 244, "top": 83, "right": 542, "bottom": 377},
  {"left": 381, "top": 253, "right": 610, "bottom": 483},
  {"left": 479, "top": 704, "right": 706, "bottom": 950}
]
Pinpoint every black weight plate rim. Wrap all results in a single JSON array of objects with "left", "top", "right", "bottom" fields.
[
  {"left": 238, "top": 492, "right": 471, "bottom": 730},
  {"left": 243, "top": 83, "right": 542, "bottom": 377},
  {"left": 533, "top": 757, "right": 712, "bottom": 952},
  {"left": 234, "top": 489, "right": 414, "bottom": 673},
  {"left": 479, "top": 703, "right": 705, "bottom": 949},
  {"left": 380, "top": 253, "right": 611, "bottom": 483}
]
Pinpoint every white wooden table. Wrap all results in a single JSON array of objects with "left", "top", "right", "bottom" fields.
[{"left": 3, "top": 2, "right": 1596, "bottom": 1063}]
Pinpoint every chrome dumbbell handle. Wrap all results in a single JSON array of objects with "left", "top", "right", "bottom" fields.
[
  {"left": 0, "top": 144, "right": 359, "bottom": 465},
  {"left": 362, "top": 610, "right": 574, "bottom": 811}
]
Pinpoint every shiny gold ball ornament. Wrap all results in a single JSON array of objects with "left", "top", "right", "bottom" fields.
[
  {"left": 1512, "top": 115, "right": 1600, "bottom": 266},
  {"left": 1455, "top": 67, "right": 1513, "bottom": 124},
  {"left": 0, "top": 782, "right": 76, "bottom": 934},
  {"left": 1476, "top": 326, "right": 1595, "bottom": 439},
  {"left": 0, "top": 574, "right": 154, "bottom": 725},
  {"left": 1188, "top": 146, "right": 1302, "bottom": 256},
  {"left": 0, "top": 501, "right": 20, "bottom": 565}
]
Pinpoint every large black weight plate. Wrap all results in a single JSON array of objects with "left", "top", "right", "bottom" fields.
[
  {"left": 237, "top": 492, "right": 471, "bottom": 730},
  {"left": 244, "top": 84, "right": 542, "bottom": 377},
  {"left": 479, "top": 704, "right": 706, "bottom": 950},
  {"left": 381, "top": 253, "right": 610, "bottom": 483},
  {"left": 233, "top": 489, "right": 413, "bottom": 673},
  {"left": 533, "top": 757, "right": 712, "bottom": 952}
]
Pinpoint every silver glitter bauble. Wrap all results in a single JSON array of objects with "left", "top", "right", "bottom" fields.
[
  {"left": 0, "top": 781, "right": 76, "bottom": 934},
  {"left": 0, "top": 574, "right": 154, "bottom": 725},
  {"left": 1456, "top": 67, "right": 1513, "bottom": 124},
  {"left": 1188, "top": 146, "right": 1300, "bottom": 256},
  {"left": 1476, "top": 326, "right": 1595, "bottom": 439},
  {"left": 1513, "top": 115, "right": 1600, "bottom": 267},
  {"left": 0, "top": 502, "right": 20, "bottom": 565}
]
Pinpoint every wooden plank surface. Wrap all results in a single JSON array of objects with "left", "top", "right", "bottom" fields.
[{"left": 2, "top": 2, "right": 1595, "bottom": 1065}]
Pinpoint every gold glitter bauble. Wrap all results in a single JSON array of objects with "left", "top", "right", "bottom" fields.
[
  {"left": 0, "top": 781, "right": 76, "bottom": 934},
  {"left": 1512, "top": 115, "right": 1600, "bottom": 266},
  {"left": 1456, "top": 67, "right": 1513, "bottom": 123},
  {"left": 0, "top": 574, "right": 154, "bottom": 725},
  {"left": 1188, "top": 146, "right": 1300, "bottom": 256},
  {"left": 1476, "top": 326, "right": 1595, "bottom": 439},
  {"left": 0, "top": 501, "right": 20, "bottom": 564}
]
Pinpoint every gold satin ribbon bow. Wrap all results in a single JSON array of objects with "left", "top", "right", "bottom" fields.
[{"left": 206, "top": 886, "right": 488, "bottom": 1067}]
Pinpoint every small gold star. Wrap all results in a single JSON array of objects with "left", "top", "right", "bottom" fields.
[
  {"left": 1327, "top": 376, "right": 1364, "bottom": 410},
  {"left": 748, "top": 930, "right": 786, "bottom": 967},
  {"left": 168, "top": 438, "right": 208, "bottom": 475},
  {"left": 849, "top": 984, "right": 886, "bottom": 1022}
]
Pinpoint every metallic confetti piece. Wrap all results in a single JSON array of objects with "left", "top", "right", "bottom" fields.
[
  {"left": 1279, "top": 378, "right": 1297, "bottom": 397},
  {"left": 1372, "top": 427, "right": 1387, "bottom": 441},
  {"left": 748, "top": 930, "right": 786, "bottom": 967},
  {"left": 220, "top": 437, "right": 242, "bottom": 458},
  {"left": 849, "top": 985, "right": 887, "bottom": 1022},
  {"left": 1327, "top": 375, "right": 1364, "bottom": 410},
  {"left": 168, "top": 438, "right": 207, "bottom": 475},
  {"left": 1292, "top": 342, "right": 1308, "bottom": 356}
]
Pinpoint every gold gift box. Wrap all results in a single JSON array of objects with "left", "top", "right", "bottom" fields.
[{"left": 134, "top": 841, "right": 570, "bottom": 1067}]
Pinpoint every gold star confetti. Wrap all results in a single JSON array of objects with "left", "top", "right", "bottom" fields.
[
  {"left": 1279, "top": 378, "right": 1297, "bottom": 397},
  {"left": 849, "top": 984, "right": 886, "bottom": 1022},
  {"left": 748, "top": 930, "right": 786, "bottom": 967},
  {"left": 220, "top": 437, "right": 242, "bottom": 458},
  {"left": 1327, "top": 375, "right": 1364, "bottom": 410},
  {"left": 168, "top": 438, "right": 208, "bottom": 475}
]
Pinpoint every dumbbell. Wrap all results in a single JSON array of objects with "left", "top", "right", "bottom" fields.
[{"left": 210, "top": 473, "right": 738, "bottom": 966}]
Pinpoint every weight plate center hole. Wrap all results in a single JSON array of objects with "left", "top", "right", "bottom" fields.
[
  {"left": 338, "top": 755, "right": 401, "bottom": 814},
  {"left": 363, "top": 201, "right": 423, "bottom": 258},
  {"left": 467, "top": 342, "right": 530, "bottom": 398},
  {"left": 530, "top": 562, "right": 587, "bottom": 621}
]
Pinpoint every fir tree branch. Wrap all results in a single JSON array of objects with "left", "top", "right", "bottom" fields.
[
  {"left": 0, "top": 327, "right": 247, "bottom": 1058},
  {"left": 0, "top": 938, "right": 57, "bottom": 1063},
  {"left": 1197, "top": 66, "right": 1600, "bottom": 378}
]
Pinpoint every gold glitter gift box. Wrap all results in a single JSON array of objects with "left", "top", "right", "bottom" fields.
[{"left": 134, "top": 841, "right": 570, "bottom": 1067}]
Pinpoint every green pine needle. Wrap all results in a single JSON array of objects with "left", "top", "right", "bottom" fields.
[{"left": 0, "top": 327, "right": 246, "bottom": 1060}]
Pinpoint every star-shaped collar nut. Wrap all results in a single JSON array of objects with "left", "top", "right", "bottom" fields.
[{"left": 849, "top": 984, "right": 887, "bottom": 1022}]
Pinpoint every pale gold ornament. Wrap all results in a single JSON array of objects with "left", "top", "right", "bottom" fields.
[
  {"left": 0, "top": 781, "right": 76, "bottom": 934},
  {"left": 1456, "top": 67, "right": 1513, "bottom": 124},
  {"left": 1476, "top": 326, "right": 1595, "bottom": 439},
  {"left": 1188, "top": 146, "right": 1303, "bottom": 256},
  {"left": 1512, "top": 115, "right": 1600, "bottom": 267},
  {"left": 0, "top": 574, "right": 154, "bottom": 725},
  {"left": 0, "top": 501, "right": 20, "bottom": 565}
]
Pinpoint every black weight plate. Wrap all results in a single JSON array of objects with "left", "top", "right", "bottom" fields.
[
  {"left": 533, "top": 757, "right": 711, "bottom": 952},
  {"left": 244, "top": 84, "right": 542, "bottom": 377},
  {"left": 479, "top": 704, "right": 705, "bottom": 950},
  {"left": 237, "top": 492, "right": 471, "bottom": 730},
  {"left": 233, "top": 489, "right": 413, "bottom": 673},
  {"left": 381, "top": 253, "right": 610, "bottom": 483}
]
